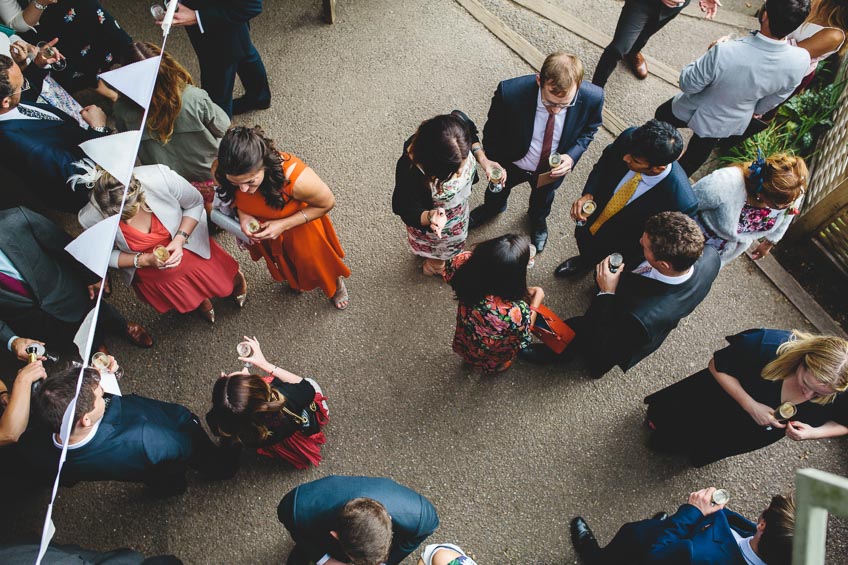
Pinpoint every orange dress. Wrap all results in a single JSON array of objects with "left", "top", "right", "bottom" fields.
[{"left": 234, "top": 153, "right": 350, "bottom": 297}]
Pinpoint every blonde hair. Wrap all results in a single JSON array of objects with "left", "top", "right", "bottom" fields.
[
  {"left": 762, "top": 330, "right": 848, "bottom": 405},
  {"left": 808, "top": 0, "right": 848, "bottom": 56},
  {"left": 539, "top": 51, "right": 584, "bottom": 95},
  {"left": 739, "top": 153, "right": 808, "bottom": 208}
]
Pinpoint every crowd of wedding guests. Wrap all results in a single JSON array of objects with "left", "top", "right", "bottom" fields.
[{"left": 0, "top": 0, "right": 847, "bottom": 563}]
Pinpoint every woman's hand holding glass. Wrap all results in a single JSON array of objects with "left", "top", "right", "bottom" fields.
[
  {"left": 237, "top": 336, "right": 269, "bottom": 372},
  {"left": 239, "top": 212, "right": 262, "bottom": 242},
  {"left": 163, "top": 238, "right": 184, "bottom": 268},
  {"left": 138, "top": 252, "right": 166, "bottom": 270},
  {"left": 745, "top": 400, "right": 785, "bottom": 429},
  {"left": 252, "top": 218, "right": 289, "bottom": 240}
]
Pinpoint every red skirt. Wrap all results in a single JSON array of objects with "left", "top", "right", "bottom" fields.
[{"left": 256, "top": 392, "right": 330, "bottom": 469}]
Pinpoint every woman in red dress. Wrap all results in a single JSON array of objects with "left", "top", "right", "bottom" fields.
[{"left": 77, "top": 161, "right": 247, "bottom": 323}]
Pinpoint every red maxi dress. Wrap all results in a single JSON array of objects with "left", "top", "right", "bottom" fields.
[{"left": 121, "top": 214, "right": 239, "bottom": 313}]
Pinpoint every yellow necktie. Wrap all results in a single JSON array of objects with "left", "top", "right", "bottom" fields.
[{"left": 590, "top": 173, "right": 642, "bottom": 235}]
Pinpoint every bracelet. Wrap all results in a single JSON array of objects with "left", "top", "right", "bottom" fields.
[
  {"left": 176, "top": 230, "right": 190, "bottom": 242},
  {"left": 299, "top": 210, "right": 309, "bottom": 224},
  {"left": 133, "top": 252, "right": 142, "bottom": 269},
  {"left": 91, "top": 125, "right": 112, "bottom": 134},
  {"left": 32, "top": 1, "right": 48, "bottom": 10}
]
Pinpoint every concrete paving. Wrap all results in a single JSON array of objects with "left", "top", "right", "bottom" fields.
[{"left": 2, "top": 0, "right": 846, "bottom": 563}]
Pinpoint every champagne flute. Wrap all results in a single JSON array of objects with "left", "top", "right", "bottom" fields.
[
  {"left": 37, "top": 41, "right": 66, "bottom": 71},
  {"left": 91, "top": 352, "right": 124, "bottom": 379},
  {"left": 236, "top": 341, "right": 253, "bottom": 370}
]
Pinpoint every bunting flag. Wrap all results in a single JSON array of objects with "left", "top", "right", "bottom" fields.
[
  {"left": 98, "top": 56, "right": 161, "bottom": 109},
  {"left": 79, "top": 131, "right": 142, "bottom": 189},
  {"left": 64, "top": 214, "right": 120, "bottom": 279},
  {"left": 36, "top": 3, "right": 179, "bottom": 561}
]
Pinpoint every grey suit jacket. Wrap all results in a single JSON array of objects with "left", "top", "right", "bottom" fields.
[
  {"left": 78, "top": 164, "right": 210, "bottom": 285},
  {"left": 671, "top": 32, "right": 810, "bottom": 138}
]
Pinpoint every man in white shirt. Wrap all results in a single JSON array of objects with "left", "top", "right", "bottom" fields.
[
  {"left": 0, "top": 54, "right": 110, "bottom": 211},
  {"left": 470, "top": 51, "right": 604, "bottom": 252},
  {"left": 571, "top": 487, "right": 795, "bottom": 565}
]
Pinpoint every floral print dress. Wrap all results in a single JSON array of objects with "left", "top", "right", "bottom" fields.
[
  {"left": 444, "top": 252, "right": 532, "bottom": 373},
  {"left": 703, "top": 204, "right": 782, "bottom": 252}
]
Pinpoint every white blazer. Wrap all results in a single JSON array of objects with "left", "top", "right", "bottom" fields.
[{"left": 78, "top": 164, "right": 211, "bottom": 284}]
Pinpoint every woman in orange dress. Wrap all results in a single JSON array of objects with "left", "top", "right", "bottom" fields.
[{"left": 213, "top": 126, "right": 350, "bottom": 309}]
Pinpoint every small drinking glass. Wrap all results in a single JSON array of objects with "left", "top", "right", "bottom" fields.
[
  {"left": 608, "top": 253, "right": 624, "bottom": 273},
  {"left": 91, "top": 352, "right": 124, "bottom": 379},
  {"left": 236, "top": 341, "right": 253, "bottom": 370},
  {"left": 37, "top": 42, "right": 66, "bottom": 71},
  {"left": 150, "top": 4, "right": 166, "bottom": 22}
]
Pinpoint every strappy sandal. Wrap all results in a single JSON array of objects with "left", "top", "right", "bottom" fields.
[
  {"left": 331, "top": 278, "right": 349, "bottom": 310},
  {"left": 233, "top": 271, "right": 248, "bottom": 307}
]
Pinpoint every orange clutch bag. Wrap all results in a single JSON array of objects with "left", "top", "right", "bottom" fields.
[{"left": 530, "top": 305, "right": 575, "bottom": 354}]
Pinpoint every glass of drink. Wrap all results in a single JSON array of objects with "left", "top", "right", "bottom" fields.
[
  {"left": 773, "top": 402, "right": 797, "bottom": 421},
  {"left": 153, "top": 245, "right": 170, "bottom": 262},
  {"left": 37, "top": 41, "right": 66, "bottom": 71},
  {"left": 150, "top": 4, "right": 166, "bottom": 22},
  {"left": 711, "top": 489, "right": 730, "bottom": 506},
  {"left": 548, "top": 152, "right": 562, "bottom": 168},
  {"left": 487, "top": 167, "right": 504, "bottom": 193},
  {"left": 608, "top": 253, "right": 624, "bottom": 273},
  {"left": 236, "top": 341, "right": 253, "bottom": 369},
  {"left": 247, "top": 219, "right": 261, "bottom": 234},
  {"left": 576, "top": 200, "right": 597, "bottom": 227},
  {"left": 91, "top": 352, "right": 123, "bottom": 379}
]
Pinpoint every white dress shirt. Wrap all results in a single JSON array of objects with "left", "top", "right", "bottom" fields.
[
  {"left": 730, "top": 529, "right": 767, "bottom": 565},
  {"left": 513, "top": 91, "right": 567, "bottom": 171},
  {"left": 631, "top": 260, "right": 694, "bottom": 285},
  {"left": 611, "top": 166, "right": 672, "bottom": 206}
]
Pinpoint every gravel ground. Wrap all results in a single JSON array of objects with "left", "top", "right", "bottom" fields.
[{"left": 1, "top": 0, "right": 845, "bottom": 563}]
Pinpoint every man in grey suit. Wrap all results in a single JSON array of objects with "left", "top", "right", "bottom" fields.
[
  {"left": 0, "top": 207, "right": 152, "bottom": 361},
  {"left": 654, "top": 0, "right": 811, "bottom": 176}
]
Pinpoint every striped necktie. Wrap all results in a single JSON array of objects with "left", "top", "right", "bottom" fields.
[
  {"left": 18, "top": 104, "right": 62, "bottom": 121},
  {"left": 590, "top": 173, "right": 642, "bottom": 235}
]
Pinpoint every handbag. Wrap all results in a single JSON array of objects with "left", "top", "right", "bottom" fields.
[{"left": 530, "top": 305, "right": 575, "bottom": 354}]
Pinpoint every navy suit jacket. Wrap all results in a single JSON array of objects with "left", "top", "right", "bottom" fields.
[
  {"left": 21, "top": 395, "right": 196, "bottom": 485},
  {"left": 576, "top": 128, "right": 697, "bottom": 265},
  {"left": 0, "top": 103, "right": 106, "bottom": 211},
  {"left": 278, "top": 475, "right": 439, "bottom": 565},
  {"left": 182, "top": 0, "right": 262, "bottom": 64},
  {"left": 0, "top": 207, "right": 97, "bottom": 346},
  {"left": 599, "top": 505, "right": 755, "bottom": 564},
  {"left": 482, "top": 75, "right": 604, "bottom": 183}
]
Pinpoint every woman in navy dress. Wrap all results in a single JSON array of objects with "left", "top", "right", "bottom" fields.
[{"left": 644, "top": 328, "right": 848, "bottom": 466}]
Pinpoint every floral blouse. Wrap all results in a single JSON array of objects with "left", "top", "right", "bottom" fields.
[
  {"left": 444, "top": 252, "right": 532, "bottom": 373},
  {"left": 737, "top": 204, "right": 781, "bottom": 234}
]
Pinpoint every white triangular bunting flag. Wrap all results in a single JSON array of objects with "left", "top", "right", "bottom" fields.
[
  {"left": 73, "top": 306, "right": 99, "bottom": 360},
  {"left": 79, "top": 131, "right": 140, "bottom": 188},
  {"left": 35, "top": 512, "right": 56, "bottom": 565},
  {"left": 98, "top": 56, "right": 161, "bottom": 109},
  {"left": 65, "top": 214, "right": 119, "bottom": 278}
]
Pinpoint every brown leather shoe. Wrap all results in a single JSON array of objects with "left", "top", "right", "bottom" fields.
[
  {"left": 625, "top": 52, "right": 648, "bottom": 80},
  {"left": 126, "top": 322, "right": 153, "bottom": 348}
]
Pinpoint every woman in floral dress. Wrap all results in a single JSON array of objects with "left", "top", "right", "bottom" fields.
[
  {"left": 392, "top": 111, "right": 504, "bottom": 276},
  {"left": 692, "top": 152, "right": 807, "bottom": 267},
  {"left": 445, "top": 234, "right": 545, "bottom": 373}
]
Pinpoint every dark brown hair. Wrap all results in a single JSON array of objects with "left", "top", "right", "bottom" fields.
[
  {"left": 758, "top": 493, "right": 796, "bottom": 565},
  {"left": 644, "top": 211, "right": 705, "bottom": 272},
  {"left": 539, "top": 51, "right": 584, "bottom": 95},
  {"left": 215, "top": 126, "right": 287, "bottom": 208},
  {"left": 449, "top": 233, "right": 531, "bottom": 305},
  {"left": 34, "top": 368, "right": 99, "bottom": 432},
  {"left": 0, "top": 55, "right": 16, "bottom": 99},
  {"left": 337, "top": 498, "right": 393, "bottom": 565},
  {"left": 208, "top": 373, "right": 287, "bottom": 445},
  {"left": 124, "top": 42, "right": 193, "bottom": 144},
  {"left": 408, "top": 114, "right": 472, "bottom": 186}
]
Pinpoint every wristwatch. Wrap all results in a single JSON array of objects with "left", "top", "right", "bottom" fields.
[
  {"left": 91, "top": 125, "right": 112, "bottom": 134},
  {"left": 32, "top": 1, "right": 48, "bottom": 10},
  {"left": 176, "top": 230, "right": 190, "bottom": 242}
]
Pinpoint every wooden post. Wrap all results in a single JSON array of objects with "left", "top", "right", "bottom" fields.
[
  {"left": 793, "top": 469, "right": 848, "bottom": 565},
  {"left": 785, "top": 177, "right": 848, "bottom": 242}
]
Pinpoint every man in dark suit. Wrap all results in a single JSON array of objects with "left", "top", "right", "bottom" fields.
[
  {"left": 522, "top": 212, "right": 720, "bottom": 378},
  {"left": 170, "top": 0, "right": 271, "bottom": 117},
  {"left": 278, "top": 475, "right": 440, "bottom": 565},
  {"left": 555, "top": 119, "right": 696, "bottom": 278},
  {"left": 0, "top": 55, "right": 111, "bottom": 212},
  {"left": 571, "top": 487, "right": 795, "bottom": 565},
  {"left": 591, "top": 0, "right": 720, "bottom": 88},
  {"left": 23, "top": 367, "right": 240, "bottom": 495},
  {"left": 470, "top": 51, "right": 604, "bottom": 252},
  {"left": 0, "top": 207, "right": 152, "bottom": 361}
]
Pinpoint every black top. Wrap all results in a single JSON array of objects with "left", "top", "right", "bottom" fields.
[
  {"left": 391, "top": 110, "right": 480, "bottom": 230},
  {"left": 645, "top": 328, "right": 848, "bottom": 466},
  {"left": 252, "top": 379, "right": 320, "bottom": 445}
]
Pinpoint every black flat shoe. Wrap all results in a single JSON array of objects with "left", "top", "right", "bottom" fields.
[
  {"left": 518, "top": 343, "right": 558, "bottom": 365},
  {"left": 571, "top": 517, "right": 600, "bottom": 559},
  {"left": 232, "top": 96, "right": 271, "bottom": 115},
  {"left": 652, "top": 511, "right": 669, "bottom": 521},
  {"left": 554, "top": 255, "right": 589, "bottom": 278},
  {"left": 469, "top": 205, "right": 499, "bottom": 229}
]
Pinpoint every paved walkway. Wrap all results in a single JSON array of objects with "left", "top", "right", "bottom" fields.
[{"left": 3, "top": 0, "right": 846, "bottom": 563}]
